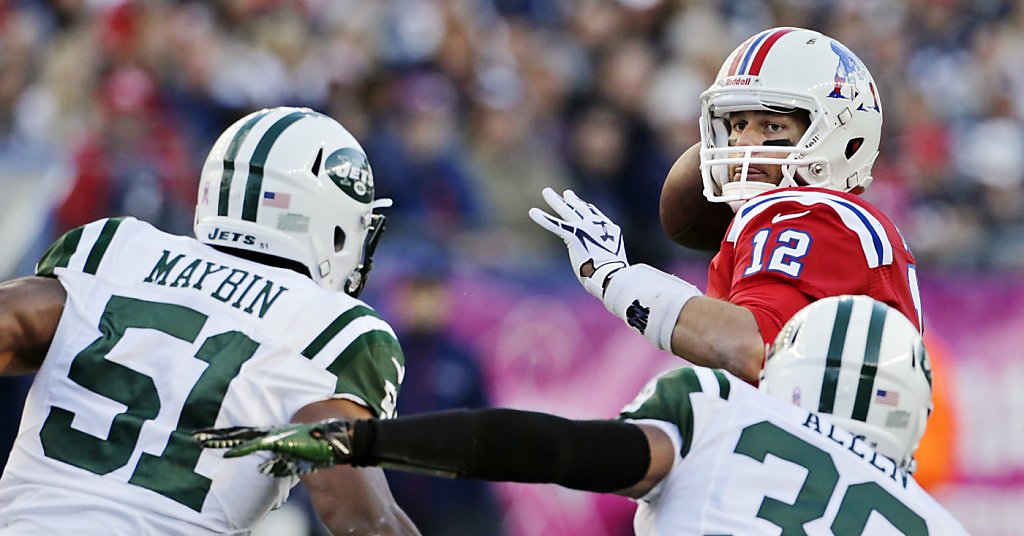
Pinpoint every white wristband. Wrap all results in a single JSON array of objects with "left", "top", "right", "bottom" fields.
[{"left": 602, "top": 264, "right": 702, "bottom": 352}]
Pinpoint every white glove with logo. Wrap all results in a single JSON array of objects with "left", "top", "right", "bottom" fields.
[
  {"left": 529, "top": 188, "right": 628, "bottom": 299},
  {"left": 530, "top": 187, "right": 703, "bottom": 353}
]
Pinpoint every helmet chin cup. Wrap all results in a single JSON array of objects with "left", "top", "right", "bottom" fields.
[{"left": 721, "top": 181, "right": 780, "bottom": 211}]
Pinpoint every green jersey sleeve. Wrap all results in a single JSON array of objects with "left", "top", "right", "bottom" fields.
[
  {"left": 301, "top": 304, "right": 405, "bottom": 419},
  {"left": 620, "top": 367, "right": 733, "bottom": 458}
]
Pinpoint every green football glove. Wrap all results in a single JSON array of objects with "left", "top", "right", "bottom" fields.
[{"left": 193, "top": 419, "right": 356, "bottom": 477}]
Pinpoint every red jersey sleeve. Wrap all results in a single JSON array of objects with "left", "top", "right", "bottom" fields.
[{"left": 730, "top": 280, "right": 812, "bottom": 345}]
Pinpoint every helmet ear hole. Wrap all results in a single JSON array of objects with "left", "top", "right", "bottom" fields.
[
  {"left": 334, "top": 226, "right": 346, "bottom": 252},
  {"left": 845, "top": 137, "right": 864, "bottom": 159}
]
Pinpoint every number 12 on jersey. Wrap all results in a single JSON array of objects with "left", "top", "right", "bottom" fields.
[
  {"left": 39, "top": 296, "right": 258, "bottom": 512},
  {"left": 743, "top": 228, "right": 813, "bottom": 278}
]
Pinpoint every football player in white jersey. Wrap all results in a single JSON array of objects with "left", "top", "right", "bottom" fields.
[
  {"left": 197, "top": 296, "right": 967, "bottom": 535},
  {"left": 0, "top": 107, "right": 420, "bottom": 535}
]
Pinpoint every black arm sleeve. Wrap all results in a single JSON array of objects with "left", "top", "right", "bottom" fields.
[{"left": 350, "top": 408, "right": 651, "bottom": 493}]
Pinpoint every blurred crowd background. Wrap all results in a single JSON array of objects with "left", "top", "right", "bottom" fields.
[{"left": 1, "top": 0, "right": 1022, "bottom": 535}]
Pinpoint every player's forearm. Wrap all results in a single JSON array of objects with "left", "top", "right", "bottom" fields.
[
  {"left": 0, "top": 277, "right": 65, "bottom": 376},
  {"left": 670, "top": 296, "right": 765, "bottom": 382},
  {"left": 296, "top": 399, "right": 422, "bottom": 535},
  {"left": 597, "top": 265, "right": 763, "bottom": 380},
  {"left": 349, "top": 408, "right": 653, "bottom": 494},
  {"left": 306, "top": 466, "right": 421, "bottom": 536},
  {"left": 317, "top": 513, "right": 419, "bottom": 536},
  {"left": 0, "top": 281, "right": 37, "bottom": 374}
]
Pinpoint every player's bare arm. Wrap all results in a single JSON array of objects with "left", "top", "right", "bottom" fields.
[
  {"left": 666, "top": 297, "right": 764, "bottom": 382},
  {"left": 0, "top": 276, "right": 65, "bottom": 376},
  {"left": 536, "top": 104, "right": 825, "bottom": 382},
  {"left": 530, "top": 188, "right": 766, "bottom": 381},
  {"left": 616, "top": 423, "right": 675, "bottom": 498},
  {"left": 291, "top": 398, "right": 421, "bottom": 536}
]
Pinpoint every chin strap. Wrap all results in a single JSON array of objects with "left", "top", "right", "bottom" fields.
[
  {"left": 345, "top": 213, "right": 388, "bottom": 298},
  {"left": 721, "top": 180, "right": 780, "bottom": 199},
  {"left": 602, "top": 264, "right": 702, "bottom": 353}
]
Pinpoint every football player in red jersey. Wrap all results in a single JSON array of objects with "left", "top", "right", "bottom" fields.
[{"left": 530, "top": 27, "right": 922, "bottom": 382}]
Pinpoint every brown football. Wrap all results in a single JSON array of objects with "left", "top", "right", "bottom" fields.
[{"left": 659, "top": 143, "right": 735, "bottom": 251}]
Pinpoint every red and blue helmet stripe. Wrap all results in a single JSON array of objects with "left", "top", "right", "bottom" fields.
[{"left": 727, "top": 27, "right": 797, "bottom": 76}]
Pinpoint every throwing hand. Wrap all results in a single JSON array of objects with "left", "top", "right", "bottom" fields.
[{"left": 529, "top": 188, "right": 629, "bottom": 299}]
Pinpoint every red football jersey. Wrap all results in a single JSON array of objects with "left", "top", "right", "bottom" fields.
[{"left": 707, "top": 187, "right": 922, "bottom": 346}]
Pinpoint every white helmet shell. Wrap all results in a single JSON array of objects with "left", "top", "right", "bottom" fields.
[
  {"left": 760, "top": 296, "right": 932, "bottom": 472},
  {"left": 699, "top": 27, "right": 883, "bottom": 210},
  {"left": 195, "top": 107, "right": 389, "bottom": 295}
]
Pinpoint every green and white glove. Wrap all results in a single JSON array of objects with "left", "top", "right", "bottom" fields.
[
  {"left": 529, "top": 188, "right": 628, "bottom": 299},
  {"left": 193, "top": 419, "right": 356, "bottom": 477}
]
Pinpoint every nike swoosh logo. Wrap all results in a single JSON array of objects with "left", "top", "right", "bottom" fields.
[{"left": 772, "top": 210, "right": 811, "bottom": 224}]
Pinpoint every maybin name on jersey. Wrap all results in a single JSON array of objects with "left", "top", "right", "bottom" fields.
[{"left": 142, "top": 249, "right": 289, "bottom": 319}]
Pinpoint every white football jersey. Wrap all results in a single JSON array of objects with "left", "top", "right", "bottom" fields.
[
  {"left": 0, "top": 218, "right": 405, "bottom": 535},
  {"left": 620, "top": 367, "right": 967, "bottom": 536}
]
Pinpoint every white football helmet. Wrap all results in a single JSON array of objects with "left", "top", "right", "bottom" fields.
[
  {"left": 760, "top": 296, "right": 932, "bottom": 472},
  {"left": 195, "top": 107, "right": 390, "bottom": 296},
  {"left": 699, "top": 27, "right": 883, "bottom": 209}
]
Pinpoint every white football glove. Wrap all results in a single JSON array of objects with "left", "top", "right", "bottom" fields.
[
  {"left": 529, "top": 188, "right": 628, "bottom": 299},
  {"left": 531, "top": 187, "right": 703, "bottom": 353}
]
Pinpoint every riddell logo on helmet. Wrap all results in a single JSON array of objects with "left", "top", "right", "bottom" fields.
[{"left": 723, "top": 76, "right": 760, "bottom": 87}]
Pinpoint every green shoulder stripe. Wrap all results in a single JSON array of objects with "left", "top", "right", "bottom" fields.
[
  {"left": 713, "top": 370, "right": 731, "bottom": 400},
  {"left": 83, "top": 218, "right": 125, "bottom": 274},
  {"left": 36, "top": 226, "right": 84, "bottom": 277},
  {"left": 302, "top": 305, "right": 382, "bottom": 359},
  {"left": 327, "top": 330, "right": 405, "bottom": 417},
  {"left": 327, "top": 330, "right": 402, "bottom": 379},
  {"left": 620, "top": 367, "right": 702, "bottom": 457}
]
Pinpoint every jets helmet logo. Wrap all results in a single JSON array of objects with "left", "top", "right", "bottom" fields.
[{"left": 325, "top": 147, "right": 374, "bottom": 203}]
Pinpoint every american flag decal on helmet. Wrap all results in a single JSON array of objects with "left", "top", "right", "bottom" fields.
[{"left": 875, "top": 389, "right": 900, "bottom": 406}]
